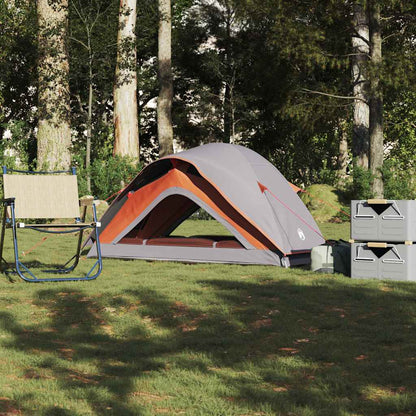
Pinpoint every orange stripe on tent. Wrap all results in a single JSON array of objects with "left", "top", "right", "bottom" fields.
[
  {"left": 289, "top": 182, "right": 302, "bottom": 193},
  {"left": 99, "top": 168, "right": 277, "bottom": 251}
]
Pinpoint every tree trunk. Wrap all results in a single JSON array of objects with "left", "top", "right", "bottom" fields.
[
  {"left": 223, "top": 2, "right": 232, "bottom": 143},
  {"left": 351, "top": 2, "right": 370, "bottom": 169},
  {"left": 223, "top": 82, "right": 232, "bottom": 143},
  {"left": 37, "top": 0, "right": 71, "bottom": 170},
  {"left": 113, "top": 0, "right": 139, "bottom": 161},
  {"left": 369, "top": 2, "right": 384, "bottom": 197},
  {"left": 86, "top": 56, "right": 93, "bottom": 193},
  {"left": 157, "top": 0, "right": 174, "bottom": 157},
  {"left": 337, "top": 119, "right": 349, "bottom": 188}
]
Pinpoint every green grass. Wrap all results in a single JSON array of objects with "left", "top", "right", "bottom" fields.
[
  {"left": 0, "top": 221, "right": 415, "bottom": 416},
  {"left": 171, "top": 219, "right": 233, "bottom": 236}
]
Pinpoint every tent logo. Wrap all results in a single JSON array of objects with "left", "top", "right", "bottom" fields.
[{"left": 297, "top": 228, "right": 306, "bottom": 241}]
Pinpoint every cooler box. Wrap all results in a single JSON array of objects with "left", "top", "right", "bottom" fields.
[
  {"left": 311, "top": 241, "right": 351, "bottom": 275},
  {"left": 351, "top": 242, "right": 416, "bottom": 281},
  {"left": 351, "top": 199, "right": 416, "bottom": 242}
]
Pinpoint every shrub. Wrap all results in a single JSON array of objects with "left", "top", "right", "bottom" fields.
[
  {"left": 382, "top": 159, "right": 416, "bottom": 200},
  {"left": 345, "top": 162, "right": 374, "bottom": 200},
  {"left": 74, "top": 154, "right": 142, "bottom": 201}
]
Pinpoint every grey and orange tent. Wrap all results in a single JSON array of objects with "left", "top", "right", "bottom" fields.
[{"left": 88, "top": 143, "right": 324, "bottom": 267}]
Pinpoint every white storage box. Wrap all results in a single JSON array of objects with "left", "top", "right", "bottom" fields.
[
  {"left": 351, "top": 242, "right": 416, "bottom": 281},
  {"left": 351, "top": 200, "right": 416, "bottom": 242}
]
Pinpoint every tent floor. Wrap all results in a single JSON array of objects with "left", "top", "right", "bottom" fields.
[
  {"left": 88, "top": 239, "right": 312, "bottom": 267},
  {"left": 119, "top": 235, "right": 244, "bottom": 249}
]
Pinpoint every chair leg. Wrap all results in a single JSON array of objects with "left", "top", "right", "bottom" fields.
[
  {"left": 88, "top": 203, "right": 103, "bottom": 279},
  {"left": 67, "top": 204, "right": 89, "bottom": 271},
  {"left": 2, "top": 199, "right": 102, "bottom": 282},
  {"left": 9, "top": 201, "right": 39, "bottom": 282},
  {"left": 0, "top": 204, "right": 9, "bottom": 270}
]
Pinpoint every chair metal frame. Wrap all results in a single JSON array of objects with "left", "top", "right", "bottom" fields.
[{"left": 0, "top": 166, "right": 103, "bottom": 282}]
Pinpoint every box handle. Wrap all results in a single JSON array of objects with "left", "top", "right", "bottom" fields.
[
  {"left": 381, "top": 201, "right": 403, "bottom": 220},
  {"left": 367, "top": 242, "right": 387, "bottom": 248},
  {"left": 354, "top": 257, "right": 375, "bottom": 262},
  {"left": 381, "top": 246, "right": 405, "bottom": 264},
  {"left": 382, "top": 259, "right": 405, "bottom": 264},
  {"left": 354, "top": 244, "right": 376, "bottom": 262},
  {"left": 367, "top": 199, "right": 388, "bottom": 204}
]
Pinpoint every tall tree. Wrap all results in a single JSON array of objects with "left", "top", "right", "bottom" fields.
[
  {"left": 69, "top": 0, "right": 118, "bottom": 192},
  {"left": 337, "top": 119, "right": 349, "bottom": 187},
  {"left": 369, "top": 1, "right": 383, "bottom": 197},
  {"left": 351, "top": 1, "right": 370, "bottom": 169},
  {"left": 222, "top": 0, "right": 234, "bottom": 143},
  {"left": 113, "top": 0, "right": 139, "bottom": 161},
  {"left": 157, "top": 0, "right": 174, "bottom": 156},
  {"left": 37, "top": 0, "right": 72, "bottom": 170}
]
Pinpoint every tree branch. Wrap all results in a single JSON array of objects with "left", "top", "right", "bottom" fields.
[
  {"left": 322, "top": 52, "right": 371, "bottom": 59},
  {"left": 300, "top": 88, "right": 367, "bottom": 103},
  {"left": 69, "top": 36, "right": 89, "bottom": 50}
]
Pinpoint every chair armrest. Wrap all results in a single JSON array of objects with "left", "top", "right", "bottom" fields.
[
  {"left": 1, "top": 197, "right": 15, "bottom": 205},
  {"left": 79, "top": 196, "right": 94, "bottom": 207}
]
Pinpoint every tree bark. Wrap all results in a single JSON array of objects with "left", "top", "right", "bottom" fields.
[
  {"left": 37, "top": 0, "right": 71, "bottom": 170},
  {"left": 86, "top": 57, "right": 93, "bottom": 193},
  {"left": 223, "top": 2, "right": 232, "bottom": 143},
  {"left": 369, "top": 2, "right": 384, "bottom": 197},
  {"left": 114, "top": 0, "right": 139, "bottom": 161},
  {"left": 337, "top": 119, "right": 349, "bottom": 188},
  {"left": 157, "top": 0, "right": 174, "bottom": 157},
  {"left": 351, "top": 2, "right": 370, "bottom": 169}
]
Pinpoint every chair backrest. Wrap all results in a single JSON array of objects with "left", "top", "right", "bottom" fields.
[{"left": 3, "top": 172, "right": 81, "bottom": 219}]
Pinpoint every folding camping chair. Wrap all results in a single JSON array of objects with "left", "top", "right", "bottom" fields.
[{"left": 0, "top": 166, "right": 102, "bottom": 282}]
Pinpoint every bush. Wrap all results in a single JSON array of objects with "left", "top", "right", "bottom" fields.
[
  {"left": 74, "top": 154, "right": 142, "bottom": 201},
  {"left": 382, "top": 159, "right": 416, "bottom": 200},
  {"left": 190, "top": 208, "right": 215, "bottom": 220},
  {"left": 345, "top": 162, "right": 374, "bottom": 200}
]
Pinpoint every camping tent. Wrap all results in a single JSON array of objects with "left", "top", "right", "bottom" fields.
[{"left": 88, "top": 143, "right": 325, "bottom": 267}]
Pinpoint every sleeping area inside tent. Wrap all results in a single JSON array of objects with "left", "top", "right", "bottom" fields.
[{"left": 87, "top": 143, "right": 325, "bottom": 267}]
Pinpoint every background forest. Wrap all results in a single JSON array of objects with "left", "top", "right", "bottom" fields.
[{"left": 1, "top": 0, "right": 416, "bottom": 201}]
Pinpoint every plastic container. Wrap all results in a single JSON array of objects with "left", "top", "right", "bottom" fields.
[
  {"left": 351, "top": 200, "right": 416, "bottom": 242},
  {"left": 351, "top": 242, "right": 416, "bottom": 281}
]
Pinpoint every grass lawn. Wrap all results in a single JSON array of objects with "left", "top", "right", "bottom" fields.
[{"left": 0, "top": 221, "right": 415, "bottom": 416}]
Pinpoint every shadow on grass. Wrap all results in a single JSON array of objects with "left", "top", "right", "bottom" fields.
[{"left": 0, "top": 277, "right": 415, "bottom": 415}]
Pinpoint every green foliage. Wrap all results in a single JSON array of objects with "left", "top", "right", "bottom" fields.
[
  {"left": 189, "top": 208, "right": 215, "bottom": 221},
  {"left": 382, "top": 159, "right": 416, "bottom": 200},
  {"left": 0, "top": 120, "right": 36, "bottom": 169},
  {"left": 73, "top": 154, "right": 142, "bottom": 200},
  {"left": 347, "top": 162, "right": 374, "bottom": 200},
  {"left": 385, "top": 91, "right": 416, "bottom": 169},
  {"left": 0, "top": 0, "right": 37, "bottom": 139},
  {"left": 317, "top": 159, "right": 339, "bottom": 187}
]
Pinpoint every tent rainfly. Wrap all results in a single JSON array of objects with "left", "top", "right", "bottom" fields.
[{"left": 88, "top": 143, "right": 325, "bottom": 267}]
